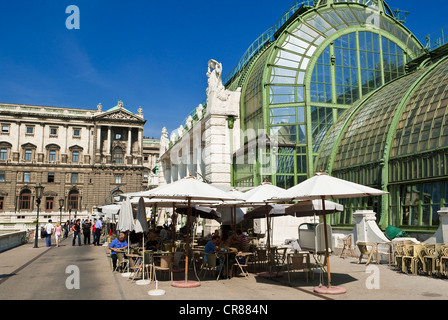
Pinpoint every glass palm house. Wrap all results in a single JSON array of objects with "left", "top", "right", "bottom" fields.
[{"left": 220, "top": 0, "right": 448, "bottom": 236}]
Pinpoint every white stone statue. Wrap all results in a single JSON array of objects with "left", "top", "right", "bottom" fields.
[
  {"left": 170, "top": 132, "right": 177, "bottom": 144},
  {"left": 206, "top": 59, "right": 224, "bottom": 96},
  {"left": 97, "top": 103, "right": 102, "bottom": 112},
  {"left": 160, "top": 127, "right": 169, "bottom": 153},
  {"left": 205, "top": 59, "right": 241, "bottom": 117},
  {"left": 196, "top": 104, "right": 204, "bottom": 120},
  {"left": 186, "top": 115, "right": 193, "bottom": 130},
  {"left": 177, "top": 125, "right": 184, "bottom": 137}
]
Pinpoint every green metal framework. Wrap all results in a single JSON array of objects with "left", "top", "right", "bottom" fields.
[
  {"left": 232, "top": 0, "right": 424, "bottom": 190},
  {"left": 316, "top": 54, "right": 448, "bottom": 232}
]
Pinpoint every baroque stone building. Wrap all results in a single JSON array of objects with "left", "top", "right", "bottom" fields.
[{"left": 0, "top": 101, "right": 147, "bottom": 227}]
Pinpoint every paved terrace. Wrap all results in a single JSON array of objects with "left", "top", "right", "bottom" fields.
[{"left": 0, "top": 234, "right": 446, "bottom": 311}]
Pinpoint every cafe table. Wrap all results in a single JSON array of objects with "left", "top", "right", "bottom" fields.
[{"left": 217, "top": 249, "right": 237, "bottom": 280}]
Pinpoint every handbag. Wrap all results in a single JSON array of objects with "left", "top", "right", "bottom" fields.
[{"left": 41, "top": 228, "right": 47, "bottom": 238}]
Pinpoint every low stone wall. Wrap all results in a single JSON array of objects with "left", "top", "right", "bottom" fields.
[{"left": 0, "top": 231, "right": 27, "bottom": 253}]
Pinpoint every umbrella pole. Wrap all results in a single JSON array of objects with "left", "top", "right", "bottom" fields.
[
  {"left": 266, "top": 204, "right": 270, "bottom": 252},
  {"left": 321, "top": 196, "right": 331, "bottom": 287},
  {"left": 172, "top": 204, "right": 176, "bottom": 253},
  {"left": 184, "top": 197, "right": 191, "bottom": 282}
]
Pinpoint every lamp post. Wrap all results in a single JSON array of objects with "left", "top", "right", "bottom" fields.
[
  {"left": 33, "top": 184, "right": 45, "bottom": 248},
  {"left": 68, "top": 204, "right": 72, "bottom": 224},
  {"left": 59, "top": 198, "right": 64, "bottom": 224}
]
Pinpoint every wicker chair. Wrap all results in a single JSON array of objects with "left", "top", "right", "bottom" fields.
[
  {"left": 401, "top": 244, "right": 415, "bottom": 274},
  {"left": 423, "top": 243, "right": 443, "bottom": 277},
  {"left": 393, "top": 244, "right": 405, "bottom": 270},
  {"left": 153, "top": 254, "right": 174, "bottom": 281},
  {"left": 357, "top": 242, "right": 379, "bottom": 265},
  {"left": 340, "top": 234, "right": 357, "bottom": 259},
  {"left": 440, "top": 245, "right": 448, "bottom": 277},
  {"left": 411, "top": 244, "right": 428, "bottom": 275}
]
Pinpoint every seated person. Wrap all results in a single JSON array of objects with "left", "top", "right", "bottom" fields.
[
  {"left": 145, "top": 232, "right": 160, "bottom": 251},
  {"left": 109, "top": 233, "right": 128, "bottom": 271},
  {"left": 221, "top": 233, "right": 239, "bottom": 253},
  {"left": 204, "top": 235, "right": 221, "bottom": 263},
  {"left": 236, "top": 229, "right": 250, "bottom": 252}
]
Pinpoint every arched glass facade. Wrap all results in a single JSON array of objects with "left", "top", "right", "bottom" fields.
[
  {"left": 233, "top": 0, "right": 424, "bottom": 189},
  {"left": 316, "top": 55, "right": 448, "bottom": 233}
]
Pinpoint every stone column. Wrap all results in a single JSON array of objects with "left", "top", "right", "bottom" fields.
[
  {"left": 439, "top": 208, "right": 448, "bottom": 243},
  {"left": 127, "top": 128, "right": 132, "bottom": 155},
  {"left": 203, "top": 114, "right": 231, "bottom": 186},
  {"left": 107, "top": 127, "right": 111, "bottom": 155},
  {"left": 428, "top": 208, "right": 448, "bottom": 243},
  {"left": 95, "top": 126, "right": 102, "bottom": 163}
]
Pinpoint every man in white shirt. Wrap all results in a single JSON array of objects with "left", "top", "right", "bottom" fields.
[
  {"left": 45, "top": 219, "right": 55, "bottom": 247},
  {"left": 94, "top": 217, "right": 103, "bottom": 246}
]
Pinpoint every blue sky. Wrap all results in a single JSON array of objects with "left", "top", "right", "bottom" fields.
[{"left": 0, "top": 0, "right": 446, "bottom": 139}]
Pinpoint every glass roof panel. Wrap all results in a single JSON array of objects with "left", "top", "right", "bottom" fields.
[
  {"left": 392, "top": 59, "right": 448, "bottom": 157},
  {"left": 333, "top": 69, "right": 425, "bottom": 168}
]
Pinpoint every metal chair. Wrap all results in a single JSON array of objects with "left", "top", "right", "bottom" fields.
[
  {"left": 286, "top": 253, "right": 311, "bottom": 284},
  {"left": 115, "top": 252, "right": 129, "bottom": 272},
  {"left": 199, "top": 253, "right": 223, "bottom": 280},
  {"left": 254, "top": 249, "right": 268, "bottom": 272}
]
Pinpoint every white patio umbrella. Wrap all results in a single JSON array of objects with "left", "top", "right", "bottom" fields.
[
  {"left": 240, "top": 181, "right": 286, "bottom": 250},
  {"left": 98, "top": 204, "right": 121, "bottom": 215},
  {"left": 271, "top": 171, "right": 389, "bottom": 294},
  {"left": 137, "top": 175, "right": 243, "bottom": 287},
  {"left": 117, "top": 197, "right": 135, "bottom": 233},
  {"left": 117, "top": 196, "right": 135, "bottom": 277},
  {"left": 245, "top": 200, "right": 343, "bottom": 219},
  {"left": 216, "top": 187, "right": 246, "bottom": 231},
  {"left": 134, "top": 197, "right": 151, "bottom": 286}
]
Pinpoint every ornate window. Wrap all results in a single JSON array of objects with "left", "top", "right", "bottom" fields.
[
  {"left": 46, "top": 144, "right": 60, "bottom": 163},
  {"left": 20, "top": 189, "right": 31, "bottom": 210},
  {"left": 21, "top": 143, "right": 37, "bottom": 162},
  {"left": 68, "top": 190, "right": 79, "bottom": 210},
  {"left": 112, "top": 147, "right": 124, "bottom": 164},
  {"left": 69, "top": 145, "right": 83, "bottom": 164}
]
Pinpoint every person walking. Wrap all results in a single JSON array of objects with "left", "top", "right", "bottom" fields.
[
  {"left": 92, "top": 218, "right": 97, "bottom": 245},
  {"left": 93, "top": 217, "right": 103, "bottom": 246},
  {"left": 72, "top": 219, "right": 82, "bottom": 246},
  {"left": 55, "top": 222, "right": 63, "bottom": 247},
  {"left": 82, "top": 219, "right": 92, "bottom": 245},
  {"left": 64, "top": 220, "right": 70, "bottom": 239},
  {"left": 44, "top": 219, "right": 55, "bottom": 247}
]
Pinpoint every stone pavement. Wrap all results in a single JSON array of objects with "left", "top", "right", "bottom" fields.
[{"left": 0, "top": 234, "right": 447, "bottom": 307}]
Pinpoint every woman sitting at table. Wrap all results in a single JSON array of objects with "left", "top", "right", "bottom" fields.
[{"left": 109, "top": 233, "right": 128, "bottom": 271}]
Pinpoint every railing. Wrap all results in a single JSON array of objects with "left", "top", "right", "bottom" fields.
[
  {"left": 425, "top": 25, "right": 448, "bottom": 51},
  {"left": 174, "top": 0, "right": 315, "bottom": 136},
  {"left": 223, "top": 0, "right": 315, "bottom": 85}
]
